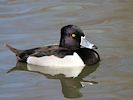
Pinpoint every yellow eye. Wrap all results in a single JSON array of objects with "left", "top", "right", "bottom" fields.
[{"left": 72, "top": 34, "right": 76, "bottom": 37}]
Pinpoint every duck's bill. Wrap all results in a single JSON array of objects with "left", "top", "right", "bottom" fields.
[{"left": 80, "top": 36, "right": 98, "bottom": 49}]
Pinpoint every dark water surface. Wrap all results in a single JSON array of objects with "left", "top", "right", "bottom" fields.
[{"left": 0, "top": 0, "right": 133, "bottom": 100}]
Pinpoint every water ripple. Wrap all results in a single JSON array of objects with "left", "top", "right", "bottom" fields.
[
  {"left": 0, "top": 33, "right": 27, "bottom": 40},
  {"left": 0, "top": 1, "right": 49, "bottom": 18}
]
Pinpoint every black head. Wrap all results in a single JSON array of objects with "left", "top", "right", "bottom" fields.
[{"left": 59, "top": 25, "right": 84, "bottom": 50}]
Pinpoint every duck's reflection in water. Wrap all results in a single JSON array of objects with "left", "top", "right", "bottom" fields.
[{"left": 7, "top": 62, "right": 99, "bottom": 98}]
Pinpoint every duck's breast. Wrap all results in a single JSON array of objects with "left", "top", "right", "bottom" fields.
[{"left": 76, "top": 48, "right": 100, "bottom": 66}]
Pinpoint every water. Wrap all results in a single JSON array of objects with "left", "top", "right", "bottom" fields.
[{"left": 0, "top": 0, "right": 133, "bottom": 100}]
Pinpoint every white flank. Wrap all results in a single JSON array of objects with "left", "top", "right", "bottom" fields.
[{"left": 27, "top": 52, "right": 85, "bottom": 67}]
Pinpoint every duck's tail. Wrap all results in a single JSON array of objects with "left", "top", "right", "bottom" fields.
[{"left": 5, "top": 44, "right": 20, "bottom": 55}]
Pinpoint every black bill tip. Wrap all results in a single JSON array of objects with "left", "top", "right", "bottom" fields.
[{"left": 92, "top": 45, "right": 98, "bottom": 49}]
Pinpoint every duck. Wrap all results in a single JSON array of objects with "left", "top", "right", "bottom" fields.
[{"left": 5, "top": 25, "right": 100, "bottom": 67}]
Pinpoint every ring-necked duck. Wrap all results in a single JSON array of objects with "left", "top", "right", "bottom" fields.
[{"left": 5, "top": 25, "right": 100, "bottom": 67}]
